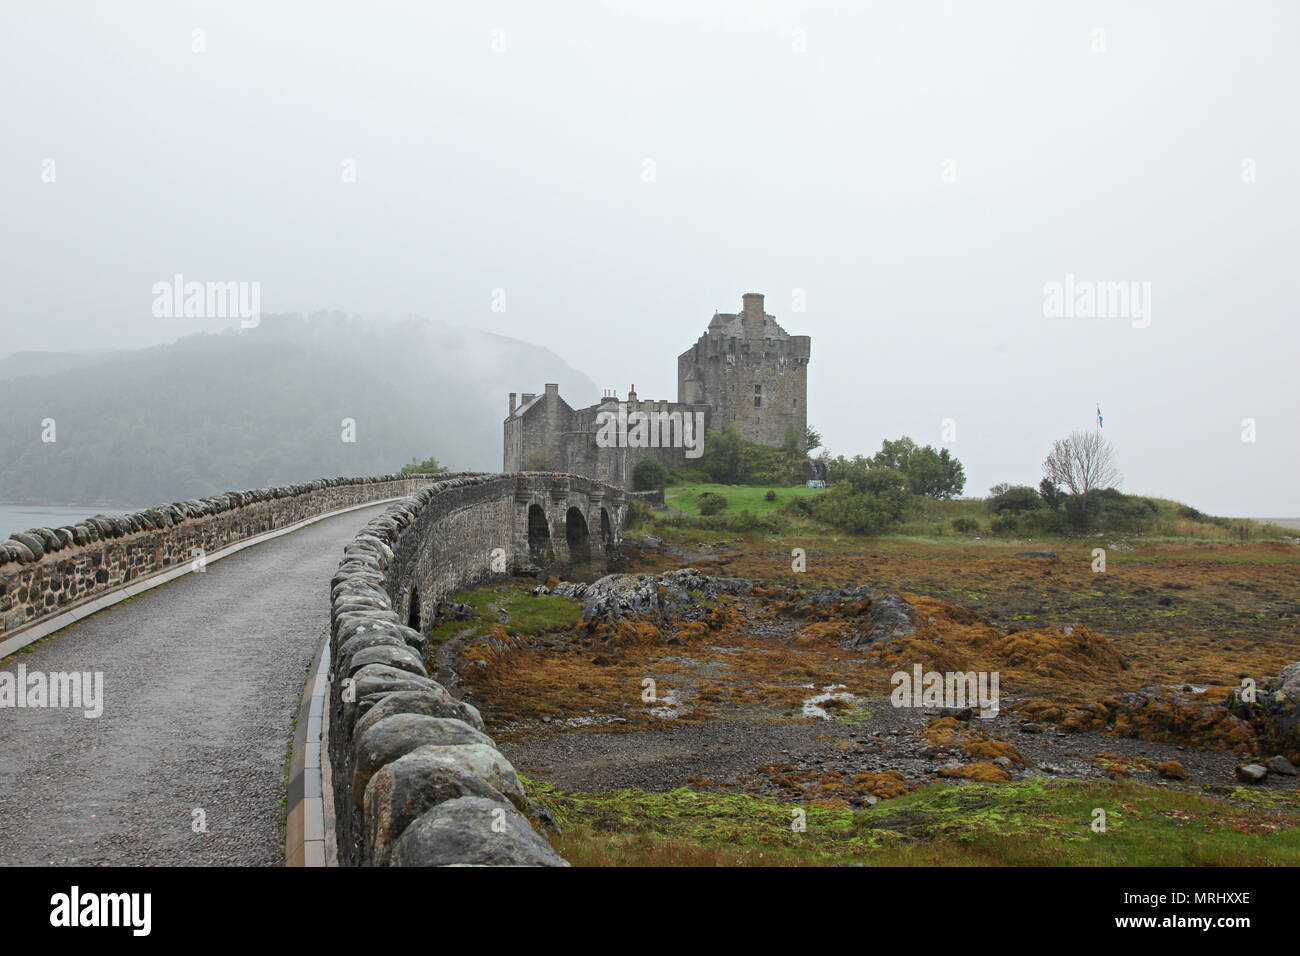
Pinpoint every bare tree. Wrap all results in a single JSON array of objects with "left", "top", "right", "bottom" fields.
[{"left": 1042, "top": 429, "right": 1122, "bottom": 499}]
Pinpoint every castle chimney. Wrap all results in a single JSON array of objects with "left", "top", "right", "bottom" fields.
[
  {"left": 742, "top": 292, "right": 765, "bottom": 339},
  {"left": 628, "top": 383, "right": 638, "bottom": 406},
  {"left": 509, "top": 392, "right": 517, "bottom": 415},
  {"left": 545, "top": 383, "right": 559, "bottom": 397}
]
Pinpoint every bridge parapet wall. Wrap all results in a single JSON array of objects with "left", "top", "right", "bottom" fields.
[
  {"left": 0, "top": 473, "right": 445, "bottom": 644},
  {"left": 328, "top": 471, "right": 623, "bottom": 867}
]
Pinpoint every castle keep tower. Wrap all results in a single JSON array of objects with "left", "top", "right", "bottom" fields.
[
  {"left": 506, "top": 292, "right": 810, "bottom": 481},
  {"left": 677, "top": 293, "right": 811, "bottom": 447}
]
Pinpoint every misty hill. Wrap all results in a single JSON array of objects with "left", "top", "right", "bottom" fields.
[
  {"left": 0, "top": 349, "right": 126, "bottom": 381},
  {"left": 0, "top": 313, "right": 598, "bottom": 505}
]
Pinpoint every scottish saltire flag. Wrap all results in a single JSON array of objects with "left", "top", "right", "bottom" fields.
[{"left": 1097, "top": 404, "right": 1103, "bottom": 429}]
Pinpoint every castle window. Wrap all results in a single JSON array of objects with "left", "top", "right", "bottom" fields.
[{"left": 754, "top": 384, "right": 762, "bottom": 408}]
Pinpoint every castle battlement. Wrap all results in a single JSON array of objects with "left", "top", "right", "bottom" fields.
[{"left": 678, "top": 293, "right": 810, "bottom": 448}]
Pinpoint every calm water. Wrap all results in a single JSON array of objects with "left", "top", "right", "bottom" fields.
[
  {"left": 1257, "top": 517, "right": 1300, "bottom": 530},
  {"left": 0, "top": 504, "right": 138, "bottom": 540}
]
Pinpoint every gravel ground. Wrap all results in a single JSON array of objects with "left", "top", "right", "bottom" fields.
[
  {"left": 503, "top": 702, "right": 1300, "bottom": 800},
  {"left": 0, "top": 504, "right": 387, "bottom": 866}
]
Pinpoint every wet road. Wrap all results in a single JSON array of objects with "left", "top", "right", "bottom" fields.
[{"left": 0, "top": 504, "right": 386, "bottom": 866}]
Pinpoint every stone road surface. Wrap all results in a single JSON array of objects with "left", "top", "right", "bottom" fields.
[{"left": 0, "top": 504, "right": 387, "bottom": 866}]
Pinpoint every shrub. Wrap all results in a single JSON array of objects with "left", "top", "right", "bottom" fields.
[
  {"left": 624, "top": 498, "right": 653, "bottom": 529},
  {"left": 869, "top": 437, "right": 966, "bottom": 499},
  {"left": 698, "top": 492, "right": 728, "bottom": 516},
  {"left": 633, "top": 458, "right": 670, "bottom": 491},
  {"left": 730, "top": 510, "right": 781, "bottom": 534},
  {"left": 989, "top": 515, "right": 1022, "bottom": 535},
  {"left": 699, "top": 423, "right": 813, "bottom": 486},
  {"left": 952, "top": 517, "right": 980, "bottom": 534},
  {"left": 782, "top": 496, "right": 815, "bottom": 517},
  {"left": 764, "top": 489, "right": 778, "bottom": 502},
  {"left": 808, "top": 483, "right": 912, "bottom": 536},
  {"left": 1065, "top": 488, "right": 1159, "bottom": 532},
  {"left": 658, "top": 510, "right": 789, "bottom": 535},
  {"left": 988, "top": 485, "right": 1041, "bottom": 516},
  {"left": 401, "top": 455, "right": 449, "bottom": 475},
  {"left": 1157, "top": 761, "right": 1187, "bottom": 780}
]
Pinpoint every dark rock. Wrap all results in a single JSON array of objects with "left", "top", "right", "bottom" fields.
[
  {"left": 348, "top": 663, "right": 443, "bottom": 704},
  {"left": 334, "top": 632, "right": 407, "bottom": 679},
  {"left": 332, "top": 619, "right": 401, "bottom": 658},
  {"left": 364, "top": 752, "right": 509, "bottom": 866},
  {"left": 332, "top": 608, "right": 399, "bottom": 642},
  {"left": 1227, "top": 661, "right": 1300, "bottom": 756},
  {"left": 5, "top": 540, "right": 36, "bottom": 563},
  {"left": 389, "top": 796, "right": 568, "bottom": 867},
  {"left": 554, "top": 568, "right": 751, "bottom": 623},
  {"left": 845, "top": 593, "right": 917, "bottom": 649},
  {"left": 388, "top": 622, "right": 428, "bottom": 658},
  {"left": 1265, "top": 755, "right": 1297, "bottom": 776},
  {"left": 334, "top": 597, "right": 393, "bottom": 616},
  {"left": 11, "top": 532, "right": 44, "bottom": 560},
  {"left": 343, "top": 644, "right": 426, "bottom": 679},
  {"left": 1235, "top": 763, "right": 1269, "bottom": 784},
  {"left": 386, "top": 744, "right": 527, "bottom": 809},
  {"left": 435, "top": 601, "right": 476, "bottom": 623},
  {"left": 355, "top": 689, "right": 485, "bottom": 739},
  {"left": 353, "top": 715, "right": 494, "bottom": 807}
]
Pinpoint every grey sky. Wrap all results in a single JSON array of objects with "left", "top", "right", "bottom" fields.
[{"left": 1, "top": 1, "right": 1295, "bottom": 515}]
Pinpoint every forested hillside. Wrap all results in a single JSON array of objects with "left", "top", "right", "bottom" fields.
[{"left": 0, "top": 313, "right": 596, "bottom": 505}]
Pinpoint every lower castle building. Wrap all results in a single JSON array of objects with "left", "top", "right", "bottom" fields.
[{"left": 504, "top": 292, "right": 810, "bottom": 487}]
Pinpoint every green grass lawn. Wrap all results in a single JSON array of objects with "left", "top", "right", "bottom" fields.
[
  {"left": 425, "top": 584, "right": 582, "bottom": 645},
  {"left": 663, "top": 482, "right": 825, "bottom": 517},
  {"left": 647, "top": 481, "right": 1293, "bottom": 546},
  {"left": 529, "top": 776, "right": 1300, "bottom": 866}
]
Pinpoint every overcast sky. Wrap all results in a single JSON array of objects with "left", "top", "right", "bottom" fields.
[{"left": 1, "top": 1, "right": 1296, "bottom": 516}]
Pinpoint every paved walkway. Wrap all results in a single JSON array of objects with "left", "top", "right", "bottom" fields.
[{"left": 0, "top": 504, "right": 385, "bottom": 865}]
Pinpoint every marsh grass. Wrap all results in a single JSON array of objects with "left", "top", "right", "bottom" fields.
[{"left": 529, "top": 777, "right": 1300, "bottom": 867}]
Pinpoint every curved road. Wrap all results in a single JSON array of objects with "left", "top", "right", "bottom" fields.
[{"left": 0, "top": 504, "right": 386, "bottom": 866}]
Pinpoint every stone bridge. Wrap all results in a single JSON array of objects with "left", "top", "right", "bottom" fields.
[
  {"left": 397, "top": 473, "right": 626, "bottom": 636},
  {"left": 0, "top": 472, "right": 624, "bottom": 867}
]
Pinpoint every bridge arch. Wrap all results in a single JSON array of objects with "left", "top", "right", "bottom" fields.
[
  {"left": 406, "top": 584, "right": 421, "bottom": 632},
  {"left": 527, "top": 503, "right": 552, "bottom": 565},
  {"left": 565, "top": 506, "right": 590, "bottom": 567},
  {"left": 600, "top": 507, "right": 614, "bottom": 555}
]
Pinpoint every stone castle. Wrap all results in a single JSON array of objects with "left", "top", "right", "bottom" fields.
[{"left": 504, "top": 293, "right": 811, "bottom": 487}]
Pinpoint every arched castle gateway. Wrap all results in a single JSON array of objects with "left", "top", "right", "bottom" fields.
[{"left": 504, "top": 292, "right": 811, "bottom": 487}]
